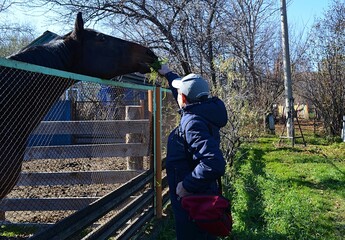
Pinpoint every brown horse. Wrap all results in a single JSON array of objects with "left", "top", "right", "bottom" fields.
[{"left": 0, "top": 12, "right": 157, "bottom": 198}]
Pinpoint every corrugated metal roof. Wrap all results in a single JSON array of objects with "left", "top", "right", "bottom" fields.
[{"left": 22, "top": 31, "right": 59, "bottom": 50}]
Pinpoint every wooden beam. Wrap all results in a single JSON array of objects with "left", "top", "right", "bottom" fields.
[
  {"left": 0, "top": 197, "right": 98, "bottom": 211},
  {"left": 17, "top": 170, "right": 145, "bottom": 186},
  {"left": 24, "top": 143, "right": 149, "bottom": 160},
  {"left": 31, "top": 120, "right": 149, "bottom": 135},
  {"left": 154, "top": 87, "right": 162, "bottom": 219},
  {"left": 29, "top": 170, "right": 153, "bottom": 240},
  {"left": 83, "top": 189, "right": 153, "bottom": 239},
  {"left": 126, "top": 105, "right": 145, "bottom": 170},
  {"left": 73, "top": 136, "right": 125, "bottom": 144}
]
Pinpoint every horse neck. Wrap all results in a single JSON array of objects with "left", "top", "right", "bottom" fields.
[{"left": 8, "top": 39, "right": 77, "bottom": 71}]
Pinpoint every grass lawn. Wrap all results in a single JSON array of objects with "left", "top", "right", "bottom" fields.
[
  {"left": 152, "top": 123, "right": 345, "bottom": 240},
  {"left": 224, "top": 132, "right": 345, "bottom": 240}
]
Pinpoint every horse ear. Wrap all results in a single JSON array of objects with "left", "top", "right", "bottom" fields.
[{"left": 72, "top": 12, "right": 84, "bottom": 41}]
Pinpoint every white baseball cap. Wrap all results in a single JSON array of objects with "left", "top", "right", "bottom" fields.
[{"left": 172, "top": 73, "right": 210, "bottom": 102}]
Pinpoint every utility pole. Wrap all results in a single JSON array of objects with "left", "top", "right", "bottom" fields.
[{"left": 280, "top": 0, "right": 294, "bottom": 146}]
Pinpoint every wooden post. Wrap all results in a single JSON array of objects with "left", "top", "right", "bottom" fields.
[
  {"left": 148, "top": 91, "right": 154, "bottom": 170},
  {"left": 342, "top": 116, "right": 345, "bottom": 142},
  {"left": 139, "top": 99, "right": 145, "bottom": 119},
  {"left": 0, "top": 211, "right": 4, "bottom": 221},
  {"left": 304, "top": 104, "right": 309, "bottom": 120},
  {"left": 154, "top": 87, "right": 162, "bottom": 218},
  {"left": 126, "top": 105, "right": 144, "bottom": 170}
]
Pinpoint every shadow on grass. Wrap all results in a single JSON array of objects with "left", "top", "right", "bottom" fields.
[
  {"left": 288, "top": 177, "right": 345, "bottom": 198},
  {"left": 230, "top": 148, "right": 287, "bottom": 240},
  {"left": 269, "top": 146, "right": 305, "bottom": 153},
  {"left": 322, "top": 155, "right": 345, "bottom": 177}
]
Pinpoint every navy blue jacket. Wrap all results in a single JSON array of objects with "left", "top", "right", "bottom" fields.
[{"left": 165, "top": 71, "right": 228, "bottom": 194}]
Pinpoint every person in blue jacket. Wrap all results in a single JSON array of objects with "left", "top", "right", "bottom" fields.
[{"left": 158, "top": 64, "right": 228, "bottom": 239}]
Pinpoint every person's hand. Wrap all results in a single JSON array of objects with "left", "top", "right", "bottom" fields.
[
  {"left": 176, "top": 181, "right": 191, "bottom": 198},
  {"left": 158, "top": 64, "right": 171, "bottom": 75}
]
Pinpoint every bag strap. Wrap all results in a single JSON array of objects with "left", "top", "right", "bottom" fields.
[{"left": 181, "top": 116, "right": 223, "bottom": 194}]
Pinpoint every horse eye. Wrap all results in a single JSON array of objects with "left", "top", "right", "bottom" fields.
[{"left": 96, "top": 33, "right": 106, "bottom": 42}]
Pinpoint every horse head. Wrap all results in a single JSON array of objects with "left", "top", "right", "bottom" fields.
[{"left": 67, "top": 12, "right": 158, "bottom": 79}]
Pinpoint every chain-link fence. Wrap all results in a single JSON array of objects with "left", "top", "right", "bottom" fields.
[{"left": 0, "top": 57, "right": 177, "bottom": 238}]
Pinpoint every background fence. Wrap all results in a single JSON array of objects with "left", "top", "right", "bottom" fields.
[{"left": 0, "top": 57, "right": 177, "bottom": 239}]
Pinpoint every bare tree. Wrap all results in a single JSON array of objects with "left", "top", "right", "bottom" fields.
[
  {"left": 0, "top": 30, "right": 35, "bottom": 57},
  {"left": 301, "top": 0, "right": 345, "bottom": 136},
  {"left": 17, "top": 1, "right": 231, "bottom": 85},
  {"left": 219, "top": 0, "right": 285, "bottom": 124},
  {"left": 0, "top": 0, "right": 14, "bottom": 12},
  {"left": 14, "top": 0, "right": 296, "bottom": 163},
  {"left": 19, "top": 1, "right": 283, "bottom": 88},
  {"left": 0, "top": 1, "right": 36, "bottom": 56}
]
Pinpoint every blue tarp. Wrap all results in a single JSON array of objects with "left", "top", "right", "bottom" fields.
[{"left": 27, "top": 100, "right": 72, "bottom": 146}]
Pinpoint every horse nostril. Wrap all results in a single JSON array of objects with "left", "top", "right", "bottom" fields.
[
  {"left": 147, "top": 49, "right": 158, "bottom": 60},
  {"left": 138, "top": 63, "right": 151, "bottom": 74}
]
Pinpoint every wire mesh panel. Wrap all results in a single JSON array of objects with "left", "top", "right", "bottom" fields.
[
  {"left": 161, "top": 90, "right": 179, "bottom": 155},
  {"left": 0, "top": 59, "right": 154, "bottom": 236}
]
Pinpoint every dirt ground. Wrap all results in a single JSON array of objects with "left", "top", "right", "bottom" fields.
[{"left": 4, "top": 156, "right": 150, "bottom": 224}]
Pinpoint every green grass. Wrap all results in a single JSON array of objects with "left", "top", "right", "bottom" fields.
[
  {"left": 152, "top": 132, "right": 345, "bottom": 239},
  {"left": 224, "top": 136, "right": 345, "bottom": 240},
  {"left": 0, "top": 224, "right": 38, "bottom": 238}
]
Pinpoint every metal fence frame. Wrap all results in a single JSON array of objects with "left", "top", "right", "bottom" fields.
[{"left": 0, "top": 57, "right": 170, "bottom": 239}]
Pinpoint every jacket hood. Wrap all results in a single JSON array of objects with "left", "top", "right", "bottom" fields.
[{"left": 182, "top": 97, "right": 228, "bottom": 128}]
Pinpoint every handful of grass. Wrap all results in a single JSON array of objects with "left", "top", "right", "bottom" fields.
[
  {"left": 150, "top": 59, "right": 168, "bottom": 71},
  {"left": 148, "top": 59, "right": 168, "bottom": 84}
]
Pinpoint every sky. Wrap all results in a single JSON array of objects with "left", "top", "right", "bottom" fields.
[
  {"left": 2, "top": 0, "right": 333, "bottom": 37},
  {"left": 287, "top": 0, "right": 331, "bottom": 33}
]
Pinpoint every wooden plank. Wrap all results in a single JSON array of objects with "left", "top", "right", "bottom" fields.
[
  {"left": 73, "top": 136, "right": 124, "bottom": 144},
  {"left": 29, "top": 170, "right": 154, "bottom": 240},
  {"left": 116, "top": 206, "right": 154, "bottom": 240},
  {"left": 84, "top": 190, "right": 153, "bottom": 239},
  {"left": 0, "top": 197, "right": 98, "bottom": 211},
  {"left": 17, "top": 170, "right": 145, "bottom": 186},
  {"left": 31, "top": 120, "right": 149, "bottom": 135},
  {"left": 154, "top": 87, "right": 163, "bottom": 218},
  {"left": 126, "top": 104, "right": 145, "bottom": 170},
  {"left": 24, "top": 143, "right": 149, "bottom": 160}
]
